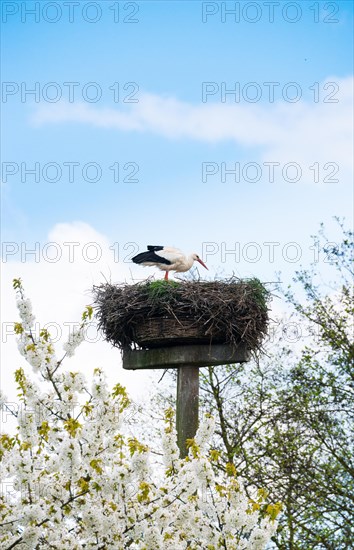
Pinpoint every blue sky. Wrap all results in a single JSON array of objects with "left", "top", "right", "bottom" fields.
[
  {"left": 1, "top": 0, "right": 353, "bottom": 291},
  {"left": 1, "top": 0, "right": 353, "bottom": 405}
]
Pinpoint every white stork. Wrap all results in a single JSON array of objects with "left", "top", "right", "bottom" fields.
[{"left": 132, "top": 245, "right": 208, "bottom": 280}]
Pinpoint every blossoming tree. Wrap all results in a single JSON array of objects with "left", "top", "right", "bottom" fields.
[{"left": 0, "top": 279, "right": 281, "bottom": 549}]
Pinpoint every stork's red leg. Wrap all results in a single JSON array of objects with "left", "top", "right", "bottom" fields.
[{"left": 164, "top": 271, "right": 169, "bottom": 280}]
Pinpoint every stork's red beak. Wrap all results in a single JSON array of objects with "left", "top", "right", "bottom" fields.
[{"left": 197, "top": 258, "right": 208, "bottom": 270}]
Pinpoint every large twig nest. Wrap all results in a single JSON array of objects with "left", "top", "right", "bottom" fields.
[{"left": 93, "top": 278, "right": 270, "bottom": 353}]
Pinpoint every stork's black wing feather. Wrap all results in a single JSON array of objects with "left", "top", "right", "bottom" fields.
[{"left": 132, "top": 250, "right": 171, "bottom": 265}]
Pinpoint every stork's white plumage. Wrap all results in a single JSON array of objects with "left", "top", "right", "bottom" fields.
[{"left": 132, "top": 245, "right": 208, "bottom": 280}]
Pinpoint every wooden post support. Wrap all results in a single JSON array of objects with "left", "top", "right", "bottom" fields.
[
  {"left": 122, "top": 344, "right": 250, "bottom": 458},
  {"left": 176, "top": 366, "right": 199, "bottom": 458},
  {"left": 123, "top": 344, "right": 250, "bottom": 370}
]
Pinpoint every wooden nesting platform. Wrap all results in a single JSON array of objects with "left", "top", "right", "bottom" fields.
[{"left": 123, "top": 343, "right": 250, "bottom": 370}]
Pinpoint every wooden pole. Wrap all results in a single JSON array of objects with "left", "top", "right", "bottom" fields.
[
  {"left": 122, "top": 344, "right": 250, "bottom": 458},
  {"left": 176, "top": 366, "right": 199, "bottom": 458}
]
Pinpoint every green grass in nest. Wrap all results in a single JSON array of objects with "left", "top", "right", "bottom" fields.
[
  {"left": 144, "top": 280, "right": 180, "bottom": 301},
  {"left": 245, "top": 278, "right": 269, "bottom": 311}
]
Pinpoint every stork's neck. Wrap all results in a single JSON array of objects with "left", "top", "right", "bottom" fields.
[{"left": 185, "top": 255, "right": 195, "bottom": 269}]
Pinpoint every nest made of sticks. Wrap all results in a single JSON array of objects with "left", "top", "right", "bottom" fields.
[{"left": 93, "top": 277, "right": 270, "bottom": 352}]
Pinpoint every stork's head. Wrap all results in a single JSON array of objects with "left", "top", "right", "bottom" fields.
[{"left": 192, "top": 254, "right": 208, "bottom": 270}]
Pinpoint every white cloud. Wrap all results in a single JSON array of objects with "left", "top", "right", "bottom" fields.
[{"left": 31, "top": 76, "right": 353, "bottom": 172}]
